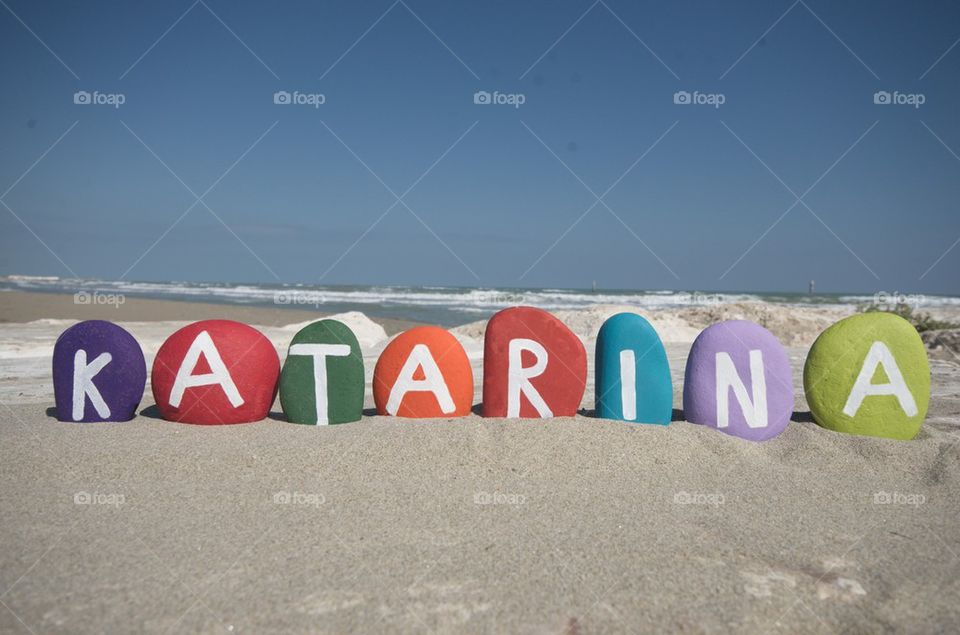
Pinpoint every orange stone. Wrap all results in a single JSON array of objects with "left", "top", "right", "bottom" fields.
[{"left": 373, "top": 326, "right": 474, "bottom": 418}]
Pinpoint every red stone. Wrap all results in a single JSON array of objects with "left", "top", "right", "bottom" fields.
[
  {"left": 373, "top": 326, "right": 473, "bottom": 418},
  {"left": 151, "top": 320, "right": 279, "bottom": 424},
  {"left": 482, "top": 307, "right": 586, "bottom": 418}
]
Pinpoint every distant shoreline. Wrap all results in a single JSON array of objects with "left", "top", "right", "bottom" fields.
[
  {"left": 5, "top": 274, "right": 958, "bottom": 301},
  {"left": 0, "top": 290, "right": 418, "bottom": 335},
  {"left": 4, "top": 275, "right": 959, "bottom": 329}
]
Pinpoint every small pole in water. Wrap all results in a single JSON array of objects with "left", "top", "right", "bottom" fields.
[
  {"left": 809, "top": 279, "right": 815, "bottom": 295},
  {"left": 592, "top": 280, "right": 597, "bottom": 293}
]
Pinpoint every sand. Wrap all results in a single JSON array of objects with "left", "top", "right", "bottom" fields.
[
  {"left": 450, "top": 301, "right": 897, "bottom": 350},
  {"left": 0, "top": 291, "right": 416, "bottom": 336},
  {"left": 1, "top": 292, "right": 959, "bottom": 633}
]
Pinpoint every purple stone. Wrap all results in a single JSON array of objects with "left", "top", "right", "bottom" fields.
[
  {"left": 52, "top": 320, "right": 146, "bottom": 422},
  {"left": 682, "top": 320, "right": 794, "bottom": 441}
]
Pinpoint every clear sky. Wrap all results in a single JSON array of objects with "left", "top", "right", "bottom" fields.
[{"left": 1, "top": 0, "right": 958, "bottom": 294}]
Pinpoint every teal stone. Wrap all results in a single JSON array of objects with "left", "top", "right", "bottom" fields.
[
  {"left": 279, "top": 320, "right": 364, "bottom": 424},
  {"left": 595, "top": 313, "right": 672, "bottom": 424}
]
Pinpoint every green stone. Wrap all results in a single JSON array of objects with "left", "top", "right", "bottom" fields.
[
  {"left": 803, "top": 312, "right": 930, "bottom": 440},
  {"left": 279, "top": 320, "right": 364, "bottom": 425}
]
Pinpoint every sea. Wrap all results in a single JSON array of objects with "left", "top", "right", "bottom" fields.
[{"left": 2, "top": 275, "right": 958, "bottom": 327}]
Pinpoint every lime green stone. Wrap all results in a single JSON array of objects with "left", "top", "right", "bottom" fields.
[
  {"left": 803, "top": 313, "right": 930, "bottom": 440},
  {"left": 280, "top": 320, "right": 364, "bottom": 425}
]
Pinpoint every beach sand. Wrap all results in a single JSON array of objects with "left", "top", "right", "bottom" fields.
[
  {"left": 1, "top": 292, "right": 959, "bottom": 633},
  {"left": 0, "top": 291, "right": 416, "bottom": 335}
]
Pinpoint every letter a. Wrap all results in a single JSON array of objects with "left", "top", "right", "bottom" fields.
[
  {"left": 843, "top": 341, "right": 918, "bottom": 417},
  {"left": 715, "top": 350, "right": 768, "bottom": 429},
  {"left": 507, "top": 338, "right": 552, "bottom": 417},
  {"left": 73, "top": 350, "right": 112, "bottom": 420},
  {"left": 386, "top": 344, "right": 455, "bottom": 415},
  {"left": 169, "top": 331, "right": 244, "bottom": 408}
]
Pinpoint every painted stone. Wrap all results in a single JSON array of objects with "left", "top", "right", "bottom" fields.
[
  {"left": 151, "top": 320, "right": 279, "bottom": 424},
  {"left": 482, "top": 306, "right": 586, "bottom": 418},
  {"left": 280, "top": 319, "right": 364, "bottom": 425},
  {"left": 803, "top": 312, "right": 930, "bottom": 440},
  {"left": 373, "top": 326, "right": 473, "bottom": 418},
  {"left": 595, "top": 313, "right": 672, "bottom": 424},
  {"left": 683, "top": 320, "right": 793, "bottom": 441},
  {"left": 52, "top": 320, "right": 146, "bottom": 422}
]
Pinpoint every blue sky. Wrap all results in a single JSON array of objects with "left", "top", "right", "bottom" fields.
[{"left": 1, "top": 0, "right": 958, "bottom": 294}]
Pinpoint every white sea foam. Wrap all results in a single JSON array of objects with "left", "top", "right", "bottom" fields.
[{"left": 11, "top": 275, "right": 955, "bottom": 322}]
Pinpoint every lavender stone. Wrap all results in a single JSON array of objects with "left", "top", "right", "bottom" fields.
[
  {"left": 52, "top": 320, "right": 146, "bottom": 422},
  {"left": 682, "top": 320, "right": 793, "bottom": 441}
]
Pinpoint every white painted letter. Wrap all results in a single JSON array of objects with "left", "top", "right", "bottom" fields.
[
  {"left": 288, "top": 343, "right": 351, "bottom": 424},
  {"left": 386, "top": 344, "right": 455, "bottom": 415},
  {"left": 73, "top": 349, "right": 112, "bottom": 420},
  {"left": 843, "top": 341, "right": 918, "bottom": 417},
  {"left": 169, "top": 331, "right": 244, "bottom": 408},
  {"left": 619, "top": 350, "right": 636, "bottom": 420},
  {"left": 507, "top": 338, "right": 552, "bottom": 418},
  {"left": 715, "top": 350, "right": 768, "bottom": 429}
]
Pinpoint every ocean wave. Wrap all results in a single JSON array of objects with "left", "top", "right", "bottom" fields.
[{"left": 3, "top": 276, "right": 958, "bottom": 319}]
